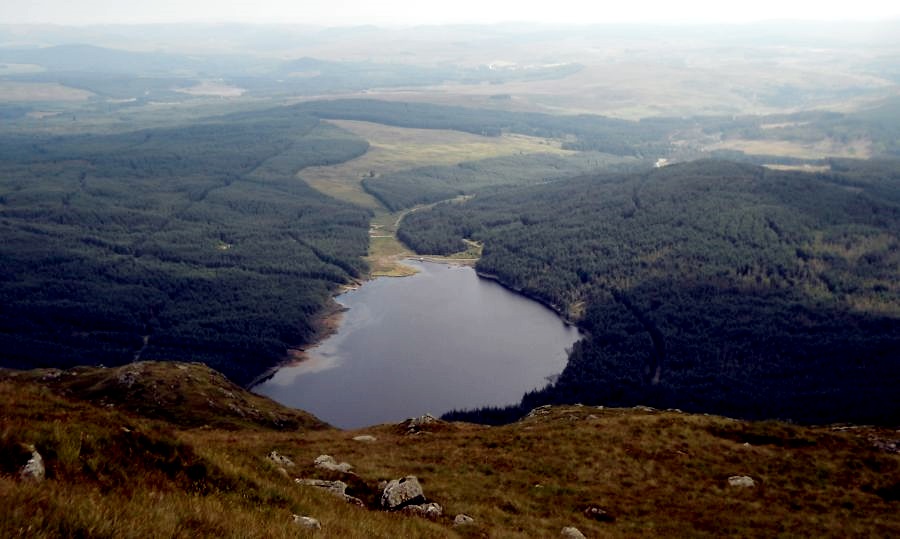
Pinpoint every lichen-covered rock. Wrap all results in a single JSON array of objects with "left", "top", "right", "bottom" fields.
[
  {"left": 292, "top": 515, "right": 321, "bottom": 529},
  {"left": 19, "top": 447, "right": 44, "bottom": 483},
  {"left": 401, "top": 502, "right": 442, "bottom": 519},
  {"left": 453, "top": 514, "right": 475, "bottom": 527},
  {"left": 561, "top": 526, "right": 586, "bottom": 538},
  {"left": 634, "top": 405, "right": 657, "bottom": 413},
  {"left": 380, "top": 476, "right": 425, "bottom": 510},
  {"left": 407, "top": 413, "right": 437, "bottom": 427},
  {"left": 116, "top": 365, "right": 143, "bottom": 388},
  {"left": 869, "top": 435, "right": 900, "bottom": 454},
  {"left": 352, "top": 435, "right": 377, "bottom": 442},
  {"left": 399, "top": 414, "right": 443, "bottom": 435},
  {"left": 526, "top": 405, "right": 553, "bottom": 418},
  {"left": 314, "top": 454, "right": 353, "bottom": 473},
  {"left": 728, "top": 475, "right": 756, "bottom": 488},
  {"left": 267, "top": 450, "right": 295, "bottom": 468}
]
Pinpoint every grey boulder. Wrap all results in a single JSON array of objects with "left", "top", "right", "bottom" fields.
[{"left": 380, "top": 476, "right": 426, "bottom": 510}]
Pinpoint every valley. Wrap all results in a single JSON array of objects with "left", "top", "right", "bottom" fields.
[
  {"left": 1, "top": 17, "right": 899, "bottom": 536},
  {"left": 1, "top": 94, "right": 898, "bottom": 426}
]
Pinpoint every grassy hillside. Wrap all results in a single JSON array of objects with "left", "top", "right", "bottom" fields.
[
  {"left": 400, "top": 159, "right": 900, "bottom": 425},
  {"left": 0, "top": 362, "right": 327, "bottom": 431},
  {"left": 1, "top": 362, "right": 898, "bottom": 538}
]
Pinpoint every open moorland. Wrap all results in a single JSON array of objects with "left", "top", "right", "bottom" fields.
[{"left": 1, "top": 362, "right": 898, "bottom": 538}]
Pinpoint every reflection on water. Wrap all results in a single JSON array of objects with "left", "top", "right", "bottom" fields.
[{"left": 254, "top": 260, "right": 581, "bottom": 429}]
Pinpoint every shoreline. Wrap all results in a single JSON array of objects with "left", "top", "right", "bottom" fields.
[
  {"left": 475, "top": 269, "right": 581, "bottom": 328},
  {"left": 246, "top": 297, "right": 348, "bottom": 389},
  {"left": 250, "top": 258, "right": 582, "bottom": 390}
]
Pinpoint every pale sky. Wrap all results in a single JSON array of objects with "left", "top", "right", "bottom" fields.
[{"left": 2, "top": 0, "right": 899, "bottom": 26}]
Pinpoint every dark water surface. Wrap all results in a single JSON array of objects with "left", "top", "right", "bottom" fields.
[{"left": 254, "top": 260, "right": 581, "bottom": 428}]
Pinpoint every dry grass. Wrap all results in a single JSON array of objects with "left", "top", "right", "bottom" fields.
[
  {"left": 0, "top": 82, "right": 93, "bottom": 102},
  {"left": 175, "top": 81, "right": 246, "bottom": 97},
  {"left": 330, "top": 56, "right": 891, "bottom": 120},
  {"left": 366, "top": 209, "right": 418, "bottom": 277},
  {"left": 300, "top": 119, "right": 560, "bottom": 276},
  {"left": 366, "top": 201, "right": 480, "bottom": 277},
  {"left": 2, "top": 363, "right": 898, "bottom": 538},
  {"left": 367, "top": 223, "right": 479, "bottom": 277},
  {"left": 301, "top": 120, "right": 572, "bottom": 209},
  {"left": 763, "top": 164, "right": 832, "bottom": 173},
  {"left": 0, "top": 63, "right": 45, "bottom": 76},
  {"left": 0, "top": 362, "right": 327, "bottom": 431},
  {"left": 705, "top": 137, "right": 873, "bottom": 160},
  {"left": 366, "top": 236, "right": 418, "bottom": 277},
  {"left": 0, "top": 378, "right": 447, "bottom": 539}
]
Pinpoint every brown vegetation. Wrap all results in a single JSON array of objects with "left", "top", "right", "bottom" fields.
[
  {"left": 1, "top": 362, "right": 898, "bottom": 537},
  {"left": 301, "top": 120, "right": 572, "bottom": 209},
  {"left": 0, "top": 362, "right": 327, "bottom": 431}
]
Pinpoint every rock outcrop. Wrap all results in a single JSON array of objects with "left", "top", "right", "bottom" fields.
[
  {"left": 526, "top": 404, "right": 554, "bottom": 418},
  {"left": 561, "top": 526, "right": 587, "bottom": 538},
  {"left": 401, "top": 502, "right": 442, "bottom": 519},
  {"left": 19, "top": 446, "right": 44, "bottom": 483},
  {"left": 380, "top": 476, "right": 426, "bottom": 510},
  {"left": 399, "top": 414, "right": 443, "bottom": 435},
  {"left": 728, "top": 475, "right": 756, "bottom": 488},
  {"left": 292, "top": 515, "right": 321, "bottom": 530},
  {"left": 314, "top": 454, "right": 353, "bottom": 473},
  {"left": 352, "top": 435, "right": 377, "bottom": 442},
  {"left": 267, "top": 451, "right": 295, "bottom": 468}
]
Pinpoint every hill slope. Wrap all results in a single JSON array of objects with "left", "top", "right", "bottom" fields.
[
  {"left": 400, "top": 159, "right": 900, "bottom": 425},
  {"left": 0, "top": 107, "right": 371, "bottom": 386},
  {"left": 0, "top": 362, "right": 327, "bottom": 431},
  {"left": 1, "top": 362, "right": 899, "bottom": 538}
]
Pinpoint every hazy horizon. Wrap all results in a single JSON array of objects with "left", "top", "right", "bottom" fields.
[{"left": 4, "top": 0, "right": 900, "bottom": 27}]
